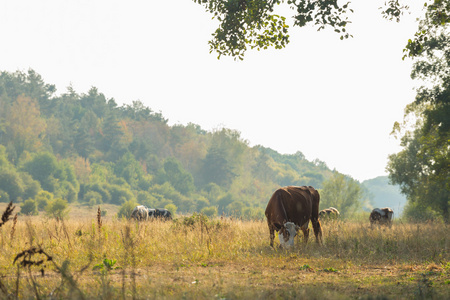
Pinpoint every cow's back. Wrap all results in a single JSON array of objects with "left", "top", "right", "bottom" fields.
[{"left": 265, "top": 186, "right": 313, "bottom": 228}]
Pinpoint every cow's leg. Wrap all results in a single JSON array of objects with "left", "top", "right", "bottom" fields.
[
  {"left": 312, "top": 219, "right": 323, "bottom": 244},
  {"left": 269, "top": 224, "right": 275, "bottom": 247},
  {"left": 300, "top": 223, "right": 309, "bottom": 243}
]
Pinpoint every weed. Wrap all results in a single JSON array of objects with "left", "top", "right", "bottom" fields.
[
  {"left": 93, "top": 259, "right": 119, "bottom": 273},
  {"left": 97, "top": 206, "right": 102, "bottom": 232},
  {"left": 299, "top": 264, "right": 313, "bottom": 271},
  {"left": 9, "top": 213, "right": 17, "bottom": 241},
  {"left": 322, "top": 267, "right": 339, "bottom": 273},
  {"left": 0, "top": 202, "right": 15, "bottom": 228}
]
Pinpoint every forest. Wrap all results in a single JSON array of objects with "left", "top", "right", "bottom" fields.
[{"left": 0, "top": 69, "right": 375, "bottom": 219}]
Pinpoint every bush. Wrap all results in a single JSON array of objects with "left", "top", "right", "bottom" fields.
[
  {"left": 201, "top": 206, "right": 218, "bottom": 218},
  {"left": 165, "top": 203, "right": 178, "bottom": 217},
  {"left": 109, "top": 184, "right": 134, "bottom": 205},
  {"left": 85, "top": 183, "right": 111, "bottom": 203},
  {"left": 403, "top": 201, "right": 444, "bottom": 223},
  {"left": 35, "top": 191, "right": 54, "bottom": 211},
  {"left": 83, "top": 191, "right": 103, "bottom": 206},
  {"left": 0, "top": 168, "right": 24, "bottom": 202},
  {"left": 20, "top": 199, "right": 38, "bottom": 216},
  {"left": 117, "top": 200, "right": 138, "bottom": 219},
  {"left": 20, "top": 172, "right": 41, "bottom": 201},
  {"left": 45, "top": 198, "right": 70, "bottom": 219}
]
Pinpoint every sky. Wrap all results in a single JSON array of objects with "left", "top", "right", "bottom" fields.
[{"left": 0, "top": 0, "right": 425, "bottom": 182}]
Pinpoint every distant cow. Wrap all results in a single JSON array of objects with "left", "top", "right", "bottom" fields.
[
  {"left": 319, "top": 207, "right": 340, "bottom": 220},
  {"left": 369, "top": 207, "right": 394, "bottom": 226},
  {"left": 131, "top": 205, "right": 149, "bottom": 221},
  {"left": 148, "top": 208, "right": 172, "bottom": 220},
  {"left": 265, "top": 186, "right": 322, "bottom": 248}
]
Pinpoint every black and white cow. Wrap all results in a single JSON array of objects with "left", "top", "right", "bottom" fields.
[
  {"left": 131, "top": 205, "right": 149, "bottom": 221},
  {"left": 369, "top": 207, "right": 394, "bottom": 227},
  {"left": 148, "top": 208, "right": 172, "bottom": 220}
]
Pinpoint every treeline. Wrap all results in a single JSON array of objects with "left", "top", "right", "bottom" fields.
[{"left": 0, "top": 70, "right": 368, "bottom": 218}]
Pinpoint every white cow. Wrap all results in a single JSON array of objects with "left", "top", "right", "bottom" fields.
[{"left": 131, "top": 205, "right": 149, "bottom": 221}]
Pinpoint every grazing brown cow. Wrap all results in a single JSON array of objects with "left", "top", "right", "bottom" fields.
[
  {"left": 131, "top": 205, "right": 149, "bottom": 221},
  {"left": 319, "top": 207, "right": 340, "bottom": 220},
  {"left": 369, "top": 207, "right": 394, "bottom": 227},
  {"left": 265, "top": 186, "right": 323, "bottom": 248}
]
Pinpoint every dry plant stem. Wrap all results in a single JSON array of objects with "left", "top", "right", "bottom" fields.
[
  {"left": 97, "top": 206, "right": 102, "bottom": 233},
  {"left": 0, "top": 202, "right": 15, "bottom": 228},
  {"left": 10, "top": 214, "right": 17, "bottom": 241},
  {"left": 60, "top": 219, "right": 73, "bottom": 249},
  {"left": 121, "top": 226, "right": 129, "bottom": 300},
  {"left": 0, "top": 278, "right": 8, "bottom": 298}
]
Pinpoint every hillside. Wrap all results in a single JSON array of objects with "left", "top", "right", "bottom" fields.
[
  {"left": 362, "top": 176, "right": 407, "bottom": 217},
  {"left": 0, "top": 69, "right": 360, "bottom": 218}
]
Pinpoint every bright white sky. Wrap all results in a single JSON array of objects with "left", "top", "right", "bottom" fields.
[{"left": 0, "top": 0, "right": 425, "bottom": 182}]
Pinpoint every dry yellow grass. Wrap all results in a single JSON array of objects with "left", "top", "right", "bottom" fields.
[{"left": 0, "top": 203, "right": 448, "bottom": 299}]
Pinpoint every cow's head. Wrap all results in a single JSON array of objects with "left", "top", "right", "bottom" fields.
[
  {"left": 278, "top": 222, "right": 298, "bottom": 248},
  {"left": 370, "top": 211, "right": 382, "bottom": 222}
]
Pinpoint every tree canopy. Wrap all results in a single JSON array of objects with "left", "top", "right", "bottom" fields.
[
  {"left": 1, "top": 69, "right": 366, "bottom": 218},
  {"left": 387, "top": 0, "right": 449, "bottom": 221},
  {"left": 192, "top": 0, "right": 443, "bottom": 59}
]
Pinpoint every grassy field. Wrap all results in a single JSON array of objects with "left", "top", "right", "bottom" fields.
[{"left": 0, "top": 203, "right": 448, "bottom": 299}]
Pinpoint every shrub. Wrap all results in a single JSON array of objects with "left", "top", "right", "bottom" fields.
[
  {"left": 45, "top": 198, "right": 70, "bottom": 219},
  {"left": 109, "top": 184, "right": 134, "bottom": 205},
  {"left": 117, "top": 200, "right": 137, "bottom": 219},
  {"left": 35, "top": 191, "right": 54, "bottom": 211},
  {"left": 403, "top": 202, "right": 444, "bottom": 223},
  {"left": 20, "top": 199, "right": 38, "bottom": 216},
  {"left": 165, "top": 203, "right": 177, "bottom": 217},
  {"left": 83, "top": 191, "right": 103, "bottom": 206},
  {"left": 201, "top": 206, "right": 218, "bottom": 218}
]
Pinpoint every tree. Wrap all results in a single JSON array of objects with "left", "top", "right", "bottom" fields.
[
  {"left": 22, "top": 152, "right": 58, "bottom": 186},
  {"left": 387, "top": 104, "right": 449, "bottom": 221},
  {"left": 7, "top": 95, "right": 46, "bottom": 158},
  {"left": 388, "top": 0, "right": 450, "bottom": 221},
  {"left": 403, "top": 0, "right": 450, "bottom": 59},
  {"left": 162, "top": 158, "right": 195, "bottom": 195},
  {"left": 201, "top": 146, "right": 235, "bottom": 187},
  {"left": 74, "top": 110, "right": 99, "bottom": 158},
  {"left": 200, "top": 128, "right": 247, "bottom": 187},
  {"left": 0, "top": 168, "right": 24, "bottom": 202},
  {"left": 22, "top": 152, "right": 80, "bottom": 200},
  {"left": 193, "top": 0, "right": 353, "bottom": 59},
  {"left": 320, "top": 172, "right": 363, "bottom": 217},
  {"left": 20, "top": 172, "right": 41, "bottom": 201},
  {"left": 114, "top": 152, "right": 145, "bottom": 188},
  {"left": 194, "top": 1, "right": 449, "bottom": 59}
]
